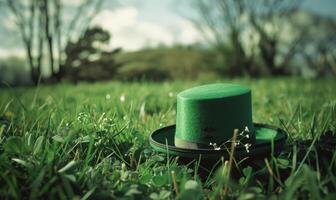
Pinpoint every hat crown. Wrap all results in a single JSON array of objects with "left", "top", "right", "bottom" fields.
[
  {"left": 178, "top": 83, "right": 249, "bottom": 100},
  {"left": 175, "top": 83, "right": 255, "bottom": 149}
]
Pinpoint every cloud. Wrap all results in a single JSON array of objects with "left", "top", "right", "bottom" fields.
[
  {"left": 92, "top": 6, "right": 202, "bottom": 51},
  {"left": 0, "top": 5, "right": 204, "bottom": 57},
  {"left": 177, "top": 20, "right": 203, "bottom": 45}
]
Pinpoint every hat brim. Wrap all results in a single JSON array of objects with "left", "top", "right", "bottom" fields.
[{"left": 149, "top": 123, "right": 287, "bottom": 159}]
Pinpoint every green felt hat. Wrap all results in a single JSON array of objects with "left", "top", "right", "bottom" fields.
[{"left": 149, "top": 83, "right": 287, "bottom": 159}]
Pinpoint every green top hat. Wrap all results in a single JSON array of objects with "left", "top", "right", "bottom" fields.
[{"left": 149, "top": 83, "right": 287, "bottom": 159}]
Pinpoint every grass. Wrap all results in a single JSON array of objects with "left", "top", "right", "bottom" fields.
[{"left": 0, "top": 78, "right": 335, "bottom": 199}]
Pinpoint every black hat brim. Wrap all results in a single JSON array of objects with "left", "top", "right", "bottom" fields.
[{"left": 149, "top": 123, "right": 287, "bottom": 159}]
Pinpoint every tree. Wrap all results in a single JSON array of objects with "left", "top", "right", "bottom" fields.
[
  {"left": 298, "top": 14, "right": 336, "bottom": 77},
  {"left": 0, "top": 57, "right": 30, "bottom": 86},
  {"left": 192, "top": 0, "right": 304, "bottom": 76},
  {"left": 5, "top": 0, "right": 104, "bottom": 85},
  {"left": 247, "top": 0, "right": 304, "bottom": 75},
  {"left": 192, "top": 0, "right": 254, "bottom": 76},
  {"left": 62, "top": 26, "right": 122, "bottom": 82}
]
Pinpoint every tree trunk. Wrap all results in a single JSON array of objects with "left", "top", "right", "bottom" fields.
[{"left": 42, "top": 0, "right": 55, "bottom": 78}]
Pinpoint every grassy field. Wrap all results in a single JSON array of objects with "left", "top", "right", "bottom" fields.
[{"left": 0, "top": 78, "right": 335, "bottom": 199}]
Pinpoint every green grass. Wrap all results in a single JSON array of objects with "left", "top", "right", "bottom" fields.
[{"left": 0, "top": 78, "right": 335, "bottom": 199}]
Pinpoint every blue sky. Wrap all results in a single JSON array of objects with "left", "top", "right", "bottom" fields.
[
  {"left": 0, "top": 0, "right": 335, "bottom": 57},
  {"left": 302, "top": 0, "right": 336, "bottom": 17}
]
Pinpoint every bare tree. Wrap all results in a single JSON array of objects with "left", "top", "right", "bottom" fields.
[
  {"left": 5, "top": 0, "right": 104, "bottom": 85},
  {"left": 297, "top": 13, "right": 336, "bottom": 77},
  {"left": 247, "top": 0, "right": 304, "bottom": 75},
  {"left": 192, "top": 0, "right": 305, "bottom": 76},
  {"left": 192, "top": 0, "right": 254, "bottom": 76}
]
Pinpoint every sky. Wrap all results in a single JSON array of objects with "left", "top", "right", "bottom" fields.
[{"left": 0, "top": 0, "right": 335, "bottom": 58}]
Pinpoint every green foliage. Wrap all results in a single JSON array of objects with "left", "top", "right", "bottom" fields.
[
  {"left": 179, "top": 180, "right": 203, "bottom": 200},
  {"left": 0, "top": 57, "right": 30, "bottom": 86},
  {"left": 0, "top": 78, "right": 335, "bottom": 199},
  {"left": 117, "top": 63, "right": 171, "bottom": 82},
  {"left": 62, "top": 26, "right": 122, "bottom": 82},
  {"left": 116, "top": 46, "right": 220, "bottom": 81}
]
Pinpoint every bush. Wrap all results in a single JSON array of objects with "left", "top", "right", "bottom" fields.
[
  {"left": 0, "top": 57, "right": 30, "bottom": 86},
  {"left": 115, "top": 46, "right": 216, "bottom": 81},
  {"left": 116, "top": 63, "right": 171, "bottom": 82}
]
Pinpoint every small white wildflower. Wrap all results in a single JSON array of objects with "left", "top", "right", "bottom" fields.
[
  {"left": 209, "top": 142, "right": 219, "bottom": 150},
  {"left": 246, "top": 134, "right": 249, "bottom": 138},
  {"left": 120, "top": 94, "right": 125, "bottom": 102},
  {"left": 244, "top": 143, "right": 252, "bottom": 153},
  {"left": 106, "top": 94, "right": 111, "bottom": 100},
  {"left": 159, "top": 123, "right": 163, "bottom": 127},
  {"left": 168, "top": 92, "right": 173, "bottom": 97},
  {"left": 244, "top": 126, "right": 249, "bottom": 132}
]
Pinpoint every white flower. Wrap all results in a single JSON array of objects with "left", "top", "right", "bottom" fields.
[
  {"left": 244, "top": 143, "right": 252, "bottom": 153},
  {"left": 120, "top": 94, "right": 125, "bottom": 102},
  {"left": 239, "top": 126, "right": 250, "bottom": 138},
  {"left": 209, "top": 142, "right": 220, "bottom": 150},
  {"left": 105, "top": 94, "right": 111, "bottom": 100}
]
